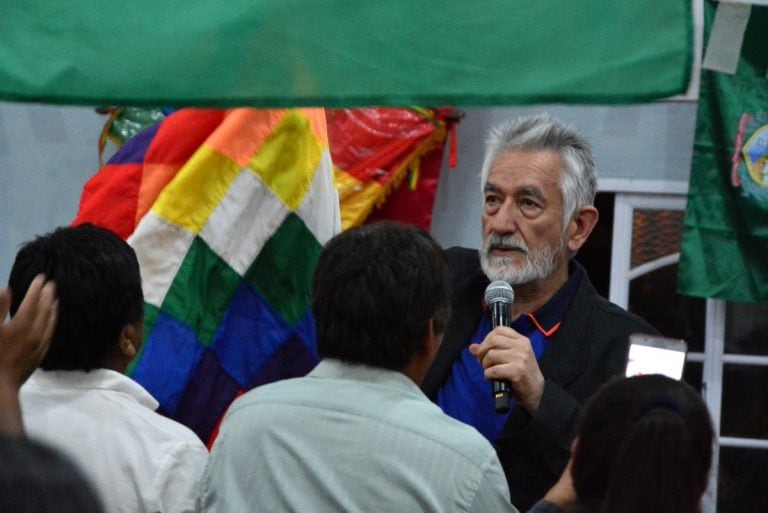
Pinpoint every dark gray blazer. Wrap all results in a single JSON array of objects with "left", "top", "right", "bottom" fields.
[{"left": 422, "top": 247, "right": 659, "bottom": 511}]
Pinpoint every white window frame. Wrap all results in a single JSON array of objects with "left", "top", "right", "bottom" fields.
[{"left": 608, "top": 191, "right": 768, "bottom": 511}]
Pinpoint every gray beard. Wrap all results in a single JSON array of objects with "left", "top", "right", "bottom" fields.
[{"left": 479, "top": 233, "right": 563, "bottom": 285}]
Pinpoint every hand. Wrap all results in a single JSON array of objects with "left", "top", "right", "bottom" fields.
[
  {"left": 469, "top": 326, "right": 545, "bottom": 414},
  {"left": 543, "top": 456, "right": 579, "bottom": 510},
  {"left": 0, "top": 275, "right": 58, "bottom": 387}
]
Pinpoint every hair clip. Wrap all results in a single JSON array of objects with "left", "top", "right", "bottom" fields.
[{"left": 635, "top": 396, "right": 681, "bottom": 420}]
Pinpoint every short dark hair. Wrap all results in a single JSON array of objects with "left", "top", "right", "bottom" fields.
[
  {"left": 0, "top": 434, "right": 103, "bottom": 513},
  {"left": 8, "top": 223, "right": 144, "bottom": 371},
  {"left": 312, "top": 221, "right": 451, "bottom": 371},
  {"left": 572, "top": 374, "right": 714, "bottom": 513}
]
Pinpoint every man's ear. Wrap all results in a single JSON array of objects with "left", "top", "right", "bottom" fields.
[
  {"left": 403, "top": 319, "right": 443, "bottom": 386},
  {"left": 118, "top": 323, "right": 141, "bottom": 359},
  {"left": 566, "top": 206, "right": 599, "bottom": 254},
  {"left": 422, "top": 318, "right": 442, "bottom": 358}
]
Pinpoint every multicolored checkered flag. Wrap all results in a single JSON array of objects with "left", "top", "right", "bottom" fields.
[{"left": 74, "top": 108, "right": 340, "bottom": 444}]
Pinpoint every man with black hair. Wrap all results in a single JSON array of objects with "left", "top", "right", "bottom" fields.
[
  {"left": 11, "top": 224, "right": 208, "bottom": 513},
  {"left": 199, "top": 221, "right": 519, "bottom": 513}
]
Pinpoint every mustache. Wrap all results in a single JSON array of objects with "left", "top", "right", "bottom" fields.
[{"left": 483, "top": 233, "right": 528, "bottom": 253}]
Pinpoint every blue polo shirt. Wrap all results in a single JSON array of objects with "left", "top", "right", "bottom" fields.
[{"left": 436, "top": 263, "right": 582, "bottom": 443}]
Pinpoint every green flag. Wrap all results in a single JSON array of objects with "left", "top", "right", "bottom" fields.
[
  {"left": 678, "top": 3, "right": 768, "bottom": 303},
  {"left": 0, "top": 1, "right": 691, "bottom": 107}
]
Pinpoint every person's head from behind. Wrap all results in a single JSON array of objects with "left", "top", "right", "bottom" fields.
[
  {"left": 8, "top": 223, "right": 144, "bottom": 373},
  {"left": 572, "top": 374, "right": 714, "bottom": 513},
  {"left": 478, "top": 114, "right": 598, "bottom": 285},
  {"left": 312, "top": 221, "right": 451, "bottom": 381},
  {"left": 0, "top": 434, "right": 103, "bottom": 513}
]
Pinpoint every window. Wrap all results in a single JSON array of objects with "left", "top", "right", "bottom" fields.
[{"left": 593, "top": 191, "right": 768, "bottom": 513}]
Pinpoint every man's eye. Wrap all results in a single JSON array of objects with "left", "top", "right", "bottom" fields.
[{"left": 485, "top": 195, "right": 500, "bottom": 206}]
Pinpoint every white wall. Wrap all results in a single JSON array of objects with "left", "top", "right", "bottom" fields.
[
  {"left": 0, "top": 102, "right": 104, "bottom": 284},
  {"left": 0, "top": 101, "right": 699, "bottom": 284},
  {"left": 429, "top": 102, "right": 698, "bottom": 249}
]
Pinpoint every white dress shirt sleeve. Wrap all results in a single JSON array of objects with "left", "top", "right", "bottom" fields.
[
  {"left": 150, "top": 441, "right": 209, "bottom": 513},
  {"left": 467, "top": 453, "right": 521, "bottom": 513}
]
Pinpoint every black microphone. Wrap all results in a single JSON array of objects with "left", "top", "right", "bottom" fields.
[{"left": 484, "top": 280, "right": 515, "bottom": 414}]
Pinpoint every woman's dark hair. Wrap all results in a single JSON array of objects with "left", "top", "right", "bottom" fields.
[
  {"left": 312, "top": 221, "right": 451, "bottom": 371},
  {"left": 572, "top": 374, "right": 714, "bottom": 513},
  {"left": 8, "top": 223, "right": 144, "bottom": 371},
  {"left": 0, "top": 434, "right": 103, "bottom": 513}
]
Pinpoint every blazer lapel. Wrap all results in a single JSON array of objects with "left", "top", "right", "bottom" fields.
[
  {"left": 422, "top": 276, "right": 486, "bottom": 398},
  {"left": 537, "top": 268, "right": 596, "bottom": 388}
]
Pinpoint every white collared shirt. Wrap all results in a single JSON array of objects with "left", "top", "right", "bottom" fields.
[
  {"left": 199, "top": 359, "right": 518, "bottom": 513},
  {"left": 21, "top": 368, "right": 209, "bottom": 513}
]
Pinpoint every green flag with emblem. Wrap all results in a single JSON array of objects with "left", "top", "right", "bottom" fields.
[{"left": 678, "top": 2, "right": 768, "bottom": 302}]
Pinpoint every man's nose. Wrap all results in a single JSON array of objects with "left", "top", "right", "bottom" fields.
[{"left": 487, "top": 199, "right": 518, "bottom": 234}]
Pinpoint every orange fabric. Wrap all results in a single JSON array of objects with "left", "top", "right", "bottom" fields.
[
  {"left": 527, "top": 314, "right": 561, "bottom": 338},
  {"left": 206, "top": 109, "right": 288, "bottom": 167}
]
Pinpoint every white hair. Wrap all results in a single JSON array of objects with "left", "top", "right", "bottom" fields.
[{"left": 479, "top": 114, "right": 597, "bottom": 225}]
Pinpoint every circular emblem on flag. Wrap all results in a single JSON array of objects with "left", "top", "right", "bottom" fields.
[{"left": 735, "top": 112, "right": 768, "bottom": 212}]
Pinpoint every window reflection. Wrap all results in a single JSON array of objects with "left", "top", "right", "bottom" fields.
[{"left": 629, "top": 264, "right": 706, "bottom": 354}]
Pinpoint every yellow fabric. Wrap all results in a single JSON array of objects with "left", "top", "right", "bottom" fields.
[
  {"left": 153, "top": 145, "right": 240, "bottom": 233},
  {"left": 335, "top": 121, "right": 446, "bottom": 231},
  {"left": 249, "top": 111, "right": 323, "bottom": 211}
]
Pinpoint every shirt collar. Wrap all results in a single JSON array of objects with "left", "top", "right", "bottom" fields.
[
  {"left": 25, "top": 368, "right": 160, "bottom": 410},
  {"left": 525, "top": 260, "right": 582, "bottom": 337},
  {"left": 308, "top": 358, "right": 424, "bottom": 397}
]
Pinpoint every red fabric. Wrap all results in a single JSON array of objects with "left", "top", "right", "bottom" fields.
[
  {"left": 72, "top": 162, "right": 142, "bottom": 239},
  {"left": 79, "top": 107, "right": 460, "bottom": 237},
  {"left": 328, "top": 107, "right": 460, "bottom": 230},
  {"left": 74, "top": 109, "right": 226, "bottom": 239},
  {"left": 328, "top": 108, "right": 436, "bottom": 184},
  {"left": 366, "top": 144, "right": 446, "bottom": 230},
  {"left": 144, "top": 109, "right": 225, "bottom": 165}
]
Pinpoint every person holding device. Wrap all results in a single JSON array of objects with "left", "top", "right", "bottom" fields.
[
  {"left": 421, "top": 114, "right": 659, "bottom": 510},
  {"left": 528, "top": 373, "right": 714, "bottom": 513}
]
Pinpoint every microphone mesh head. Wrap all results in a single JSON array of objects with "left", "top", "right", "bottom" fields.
[{"left": 484, "top": 280, "right": 515, "bottom": 305}]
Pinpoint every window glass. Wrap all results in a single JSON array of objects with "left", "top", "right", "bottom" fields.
[
  {"left": 724, "top": 303, "right": 768, "bottom": 356},
  {"left": 576, "top": 192, "right": 614, "bottom": 298},
  {"left": 629, "top": 264, "right": 706, "bottom": 353},
  {"left": 630, "top": 209, "right": 684, "bottom": 269},
  {"left": 683, "top": 361, "right": 703, "bottom": 392},
  {"left": 626, "top": 207, "right": 706, "bottom": 353},
  {"left": 718, "top": 446, "right": 768, "bottom": 513},
  {"left": 721, "top": 364, "right": 768, "bottom": 440}
]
